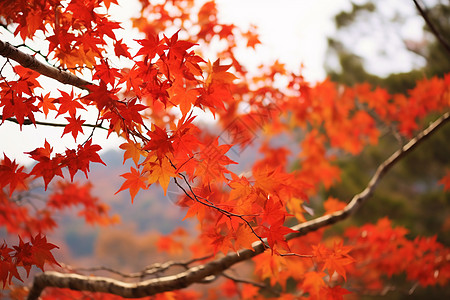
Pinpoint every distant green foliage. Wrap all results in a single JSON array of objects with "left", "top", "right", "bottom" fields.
[
  {"left": 327, "top": 0, "right": 450, "bottom": 94},
  {"left": 325, "top": 0, "right": 450, "bottom": 247}
]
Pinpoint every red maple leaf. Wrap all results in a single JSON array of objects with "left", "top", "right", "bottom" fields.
[
  {"left": 0, "top": 243, "right": 22, "bottom": 288},
  {"left": 260, "top": 219, "right": 296, "bottom": 254},
  {"left": 322, "top": 285, "right": 352, "bottom": 300},
  {"left": 29, "top": 234, "right": 60, "bottom": 271},
  {"left": 114, "top": 39, "right": 132, "bottom": 59},
  {"left": 143, "top": 125, "right": 174, "bottom": 159},
  {"left": 62, "top": 113, "right": 85, "bottom": 140},
  {"left": 67, "top": 140, "right": 106, "bottom": 179},
  {"left": 314, "top": 242, "right": 354, "bottom": 281},
  {"left": 54, "top": 89, "right": 86, "bottom": 117},
  {"left": 0, "top": 154, "right": 29, "bottom": 196},
  {"left": 26, "top": 140, "right": 64, "bottom": 189}
]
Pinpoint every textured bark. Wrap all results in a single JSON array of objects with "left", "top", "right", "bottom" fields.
[
  {"left": 27, "top": 112, "right": 450, "bottom": 299},
  {"left": 0, "top": 39, "right": 92, "bottom": 90}
]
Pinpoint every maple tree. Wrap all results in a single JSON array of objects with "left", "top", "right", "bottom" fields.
[{"left": 0, "top": 0, "right": 449, "bottom": 299}]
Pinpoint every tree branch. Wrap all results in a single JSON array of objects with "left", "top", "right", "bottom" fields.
[
  {"left": 0, "top": 39, "right": 92, "bottom": 90},
  {"left": 0, "top": 115, "right": 107, "bottom": 130},
  {"left": 26, "top": 111, "right": 450, "bottom": 299},
  {"left": 413, "top": 0, "right": 450, "bottom": 55},
  {"left": 60, "top": 255, "right": 214, "bottom": 280}
]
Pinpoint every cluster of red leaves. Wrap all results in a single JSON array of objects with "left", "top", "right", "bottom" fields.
[
  {"left": 212, "top": 218, "right": 449, "bottom": 299},
  {"left": 0, "top": 177, "right": 118, "bottom": 290},
  {"left": 156, "top": 228, "right": 187, "bottom": 256},
  {"left": 345, "top": 218, "right": 450, "bottom": 291},
  {"left": 0, "top": 66, "right": 40, "bottom": 128},
  {"left": 247, "top": 230, "right": 354, "bottom": 299},
  {"left": 0, "top": 177, "right": 118, "bottom": 238},
  {"left": 0, "top": 235, "right": 59, "bottom": 288},
  {"left": 27, "top": 140, "right": 105, "bottom": 189},
  {"left": 49, "top": 181, "right": 120, "bottom": 225}
]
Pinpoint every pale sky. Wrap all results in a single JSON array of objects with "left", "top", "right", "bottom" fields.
[
  {"left": 215, "top": 0, "right": 348, "bottom": 79},
  {"left": 0, "top": 0, "right": 422, "bottom": 165}
]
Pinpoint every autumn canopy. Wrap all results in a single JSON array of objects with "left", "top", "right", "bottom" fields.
[{"left": 0, "top": 0, "right": 449, "bottom": 299}]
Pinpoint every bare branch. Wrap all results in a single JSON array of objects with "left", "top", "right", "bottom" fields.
[
  {"left": 0, "top": 115, "right": 108, "bottom": 130},
  {"left": 61, "top": 255, "right": 214, "bottom": 279},
  {"left": 27, "top": 112, "right": 450, "bottom": 299},
  {"left": 0, "top": 39, "right": 92, "bottom": 90}
]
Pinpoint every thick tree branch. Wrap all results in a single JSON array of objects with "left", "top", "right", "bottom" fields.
[
  {"left": 27, "top": 111, "right": 450, "bottom": 299},
  {"left": 0, "top": 39, "right": 92, "bottom": 90}
]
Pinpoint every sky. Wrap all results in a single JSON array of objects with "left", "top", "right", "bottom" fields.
[
  {"left": 0, "top": 0, "right": 422, "bottom": 166},
  {"left": 215, "top": 0, "right": 348, "bottom": 78}
]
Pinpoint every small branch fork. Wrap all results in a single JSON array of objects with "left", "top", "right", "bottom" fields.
[
  {"left": 172, "top": 171, "right": 266, "bottom": 246},
  {"left": 222, "top": 272, "right": 281, "bottom": 297},
  {"left": 26, "top": 112, "right": 450, "bottom": 299}
]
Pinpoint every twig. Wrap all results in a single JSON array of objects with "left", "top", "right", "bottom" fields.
[
  {"left": 413, "top": 0, "right": 450, "bottom": 55},
  {"left": 222, "top": 272, "right": 281, "bottom": 296},
  {"left": 0, "top": 115, "right": 108, "bottom": 131},
  {"left": 279, "top": 253, "right": 314, "bottom": 258}
]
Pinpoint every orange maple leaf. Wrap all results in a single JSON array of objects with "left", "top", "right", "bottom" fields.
[
  {"left": 119, "top": 142, "right": 143, "bottom": 166},
  {"left": 156, "top": 236, "right": 183, "bottom": 255},
  {"left": 323, "top": 197, "right": 347, "bottom": 215},
  {"left": 314, "top": 242, "right": 354, "bottom": 281},
  {"left": 302, "top": 271, "right": 326, "bottom": 296},
  {"left": 37, "top": 92, "right": 56, "bottom": 118},
  {"left": 144, "top": 156, "right": 177, "bottom": 195},
  {"left": 115, "top": 167, "right": 148, "bottom": 203},
  {"left": 233, "top": 224, "right": 257, "bottom": 250}
]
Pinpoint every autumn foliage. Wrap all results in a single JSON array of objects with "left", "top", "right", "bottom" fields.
[{"left": 0, "top": 0, "right": 449, "bottom": 299}]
